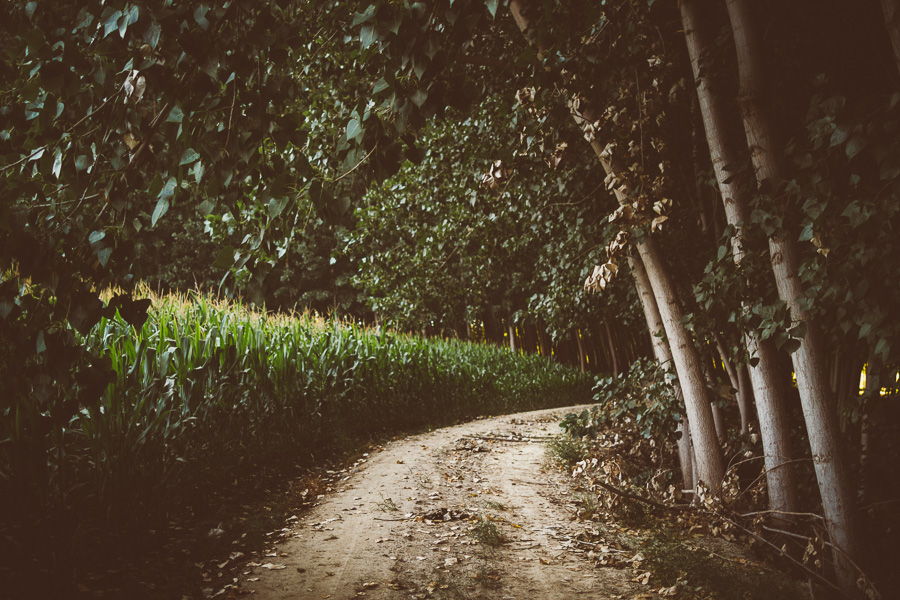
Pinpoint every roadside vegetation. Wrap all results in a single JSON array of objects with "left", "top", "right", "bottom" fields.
[{"left": 1, "top": 288, "right": 590, "bottom": 591}]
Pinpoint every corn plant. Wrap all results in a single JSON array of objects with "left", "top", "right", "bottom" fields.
[{"left": 55, "top": 289, "right": 592, "bottom": 521}]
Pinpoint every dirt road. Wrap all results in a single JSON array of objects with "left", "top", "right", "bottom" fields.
[{"left": 241, "top": 405, "right": 640, "bottom": 600}]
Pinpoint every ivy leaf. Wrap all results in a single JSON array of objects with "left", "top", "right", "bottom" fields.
[
  {"left": 411, "top": 89, "right": 428, "bottom": 107},
  {"left": 179, "top": 147, "right": 200, "bottom": 165},
  {"left": 144, "top": 21, "right": 161, "bottom": 48},
  {"left": 194, "top": 5, "right": 211, "bottom": 31},
  {"left": 351, "top": 5, "right": 377, "bottom": 27},
  {"left": 267, "top": 196, "right": 288, "bottom": 219},
  {"left": 103, "top": 10, "right": 122, "bottom": 38},
  {"left": 151, "top": 197, "right": 170, "bottom": 228},
  {"left": 97, "top": 247, "right": 113, "bottom": 267},
  {"left": 845, "top": 135, "right": 865, "bottom": 160},
  {"left": 360, "top": 24, "right": 377, "bottom": 49},
  {"left": 829, "top": 126, "right": 849, "bottom": 147},
  {"left": 152, "top": 177, "right": 176, "bottom": 227},
  {"left": 346, "top": 117, "right": 363, "bottom": 142},
  {"left": 194, "top": 160, "right": 205, "bottom": 184},
  {"left": 373, "top": 78, "right": 390, "bottom": 94},
  {"left": 51, "top": 148, "right": 63, "bottom": 179},
  {"left": 166, "top": 105, "right": 184, "bottom": 124}
]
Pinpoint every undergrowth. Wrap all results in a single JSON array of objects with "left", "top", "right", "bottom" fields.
[{"left": 638, "top": 527, "right": 806, "bottom": 600}]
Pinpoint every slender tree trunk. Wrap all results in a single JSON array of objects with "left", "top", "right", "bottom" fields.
[
  {"left": 881, "top": 0, "right": 900, "bottom": 76},
  {"left": 858, "top": 358, "right": 880, "bottom": 506},
  {"left": 629, "top": 252, "right": 695, "bottom": 491},
  {"left": 710, "top": 401, "right": 726, "bottom": 443},
  {"left": 538, "top": 323, "right": 552, "bottom": 358},
  {"left": 634, "top": 237, "right": 725, "bottom": 490},
  {"left": 680, "top": 0, "right": 798, "bottom": 514},
  {"left": 523, "top": 321, "right": 537, "bottom": 354},
  {"left": 508, "top": 322, "right": 517, "bottom": 352},
  {"left": 724, "top": 0, "right": 860, "bottom": 590},
  {"left": 584, "top": 125, "right": 725, "bottom": 491},
  {"left": 736, "top": 363, "right": 754, "bottom": 435},
  {"left": 574, "top": 330, "right": 586, "bottom": 373},
  {"left": 676, "top": 417, "right": 695, "bottom": 493},
  {"left": 715, "top": 335, "right": 755, "bottom": 436},
  {"left": 603, "top": 321, "right": 620, "bottom": 376}
]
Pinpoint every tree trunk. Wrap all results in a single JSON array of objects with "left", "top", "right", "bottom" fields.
[
  {"left": 629, "top": 252, "right": 694, "bottom": 492},
  {"left": 724, "top": 0, "right": 860, "bottom": 590},
  {"left": 603, "top": 321, "right": 620, "bottom": 376},
  {"left": 714, "top": 334, "right": 752, "bottom": 435},
  {"left": 523, "top": 321, "right": 537, "bottom": 354},
  {"left": 858, "top": 358, "right": 880, "bottom": 506},
  {"left": 508, "top": 322, "right": 517, "bottom": 352},
  {"left": 736, "top": 363, "right": 754, "bottom": 435},
  {"left": 634, "top": 237, "right": 725, "bottom": 490},
  {"left": 711, "top": 401, "right": 726, "bottom": 443},
  {"left": 574, "top": 330, "right": 586, "bottom": 373},
  {"left": 680, "top": 0, "right": 798, "bottom": 514},
  {"left": 881, "top": 0, "right": 900, "bottom": 77},
  {"left": 538, "top": 323, "right": 552, "bottom": 358},
  {"left": 676, "top": 417, "right": 695, "bottom": 493}
]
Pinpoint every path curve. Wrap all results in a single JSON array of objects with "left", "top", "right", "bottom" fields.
[{"left": 243, "top": 405, "right": 638, "bottom": 600}]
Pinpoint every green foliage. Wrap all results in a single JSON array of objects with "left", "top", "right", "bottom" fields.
[
  {"left": 560, "top": 358, "right": 680, "bottom": 441},
  {"left": 1, "top": 288, "right": 591, "bottom": 528},
  {"left": 346, "top": 95, "right": 642, "bottom": 340},
  {"left": 470, "top": 517, "right": 506, "bottom": 546},
  {"left": 545, "top": 435, "right": 587, "bottom": 468}
]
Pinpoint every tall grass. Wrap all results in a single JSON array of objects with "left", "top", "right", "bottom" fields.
[{"left": 67, "top": 289, "right": 591, "bottom": 519}]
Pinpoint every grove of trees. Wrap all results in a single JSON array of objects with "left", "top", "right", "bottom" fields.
[{"left": 2, "top": 0, "right": 899, "bottom": 597}]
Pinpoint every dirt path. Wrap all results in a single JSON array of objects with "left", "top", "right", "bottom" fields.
[{"left": 242, "top": 406, "right": 641, "bottom": 600}]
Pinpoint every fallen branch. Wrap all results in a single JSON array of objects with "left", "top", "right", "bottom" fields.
[
  {"left": 463, "top": 434, "right": 555, "bottom": 443},
  {"left": 592, "top": 477, "right": 687, "bottom": 512},
  {"left": 510, "top": 478, "right": 551, "bottom": 486},
  {"left": 716, "top": 515, "right": 846, "bottom": 598}
]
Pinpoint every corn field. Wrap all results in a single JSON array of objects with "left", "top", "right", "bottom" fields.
[{"left": 15, "top": 290, "right": 590, "bottom": 523}]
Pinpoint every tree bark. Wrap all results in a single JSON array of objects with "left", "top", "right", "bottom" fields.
[
  {"left": 508, "top": 322, "right": 517, "bottom": 352},
  {"left": 634, "top": 237, "right": 725, "bottom": 491},
  {"left": 881, "top": 0, "right": 900, "bottom": 77},
  {"left": 676, "top": 417, "right": 695, "bottom": 493},
  {"left": 574, "top": 329, "right": 586, "bottom": 373},
  {"left": 680, "top": 0, "right": 798, "bottom": 515},
  {"left": 509, "top": 0, "right": 723, "bottom": 490},
  {"left": 735, "top": 363, "right": 754, "bottom": 435},
  {"left": 857, "top": 357, "right": 880, "bottom": 506},
  {"left": 629, "top": 252, "right": 694, "bottom": 492},
  {"left": 724, "top": 0, "right": 860, "bottom": 591},
  {"left": 603, "top": 321, "right": 620, "bottom": 376}
]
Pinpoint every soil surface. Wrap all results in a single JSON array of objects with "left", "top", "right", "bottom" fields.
[{"left": 239, "top": 405, "right": 642, "bottom": 600}]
